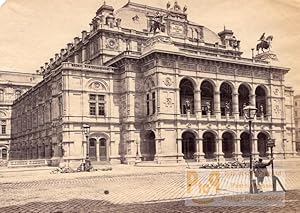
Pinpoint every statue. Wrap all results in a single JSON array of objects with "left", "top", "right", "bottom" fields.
[
  {"left": 229, "top": 36, "right": 240, "bottom": 50},
  {"left": 183, "top": 5, "right": 187, "bottom": 13},
  {"left": 185, "top": 100, "right": 191, "bottom": 111},
  {"left": 173, "top": 1, "right": 181, "bottom": 11},
  {"left": 256, "top": 33, "right": 273, "bottom": 53},
  {"left": 149, "top": 11, "right": 165, "bottom": 34},
  {"left": 225, "top": 101, "right": 230, "bottom": 114},
  {"left": 166, "top": 1, "right": 171, "bottom": 10}
]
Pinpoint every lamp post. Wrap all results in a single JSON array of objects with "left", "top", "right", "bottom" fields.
[
  {"left": 83, "top": 123, "right": 90, "bottom": 160},
  {"left": 243, "top": 105, "right": 257, "bottom": 194},
  {"left": 267, "top": 138, "right": 276, "bottom": 191}
]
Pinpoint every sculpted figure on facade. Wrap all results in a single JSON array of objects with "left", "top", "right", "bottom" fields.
[{"left": 149, "top": 11, "right": 165, "bottom": 34}]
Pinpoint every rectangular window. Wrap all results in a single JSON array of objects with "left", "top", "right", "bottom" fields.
[
  {"left": 98, "top": 103, "right": 105, "bottom": 116},
  {"left": 89, "top": 94, "right": 105, "bottom": 116},
  {"left": 146, "top": 94, "right": 150, "bottom": 115},
  {"left": 152, "top": 92, "right": 156, "bottom": 114},
  {"left": 1, "top": 120, "right": 6, "bottom": 134},
  {"left": 90, "top": 103, "right": 96, "bottom": 115}
]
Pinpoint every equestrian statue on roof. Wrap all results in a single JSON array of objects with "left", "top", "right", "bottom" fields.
[{"left": 256, "top": 32, "right": 273, "bottom": 53}]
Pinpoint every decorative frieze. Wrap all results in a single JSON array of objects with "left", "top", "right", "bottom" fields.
[
  {"left": 143, "top": 61, "right": 155, "bottom": 71},
  {"left": 219, "top": 66, "right": 235, "bottom": 75},
  {"left": 163, "top": 77, "right": 173, "bottom": 87},
  {"left": 161, "top": 60, "right": 175, "bottom": 68},
  {"left": 178, "top": 62, "right": 197, "bottom": 71},
  {"left": 237, "top": 68, "right": 252, "bottom": 77}
]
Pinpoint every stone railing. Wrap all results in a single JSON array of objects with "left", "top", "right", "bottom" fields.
[{"left": 7, "top": 159, "right": 49, "bottom": 168}]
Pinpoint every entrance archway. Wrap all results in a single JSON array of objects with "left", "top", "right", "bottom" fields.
[
  {"left": 240, "top": 132, "right": 250, "bottom": 157},
  {"left": 257, "top": 132, "right": 268, "bottom": 157},
  {"left": 222, "top": 132, "right": 234, "bottom": 158},
  {"left": 89, "top": 138, "right": 97, "bottom": 161},
  {"left": 182, "top": 131, "right": 196, "bottom": 159},
  {"left": 142, "top": 131, "right": 156, "bottom": 161},
  {"left": 99, "top": 138, "right": 107, "bottom": 161},
  {"left": 203, "top": 132, "right": 216, "bottom": 159}
]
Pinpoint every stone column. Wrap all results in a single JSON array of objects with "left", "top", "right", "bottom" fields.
[
  {"left": 217, "top": 138, "right": 224, "bottom": 161},
  {"left": 74, "top": 53, "right": 79, "bottom": 63},
  {"left": 232, "top": 92, "right": 239, "bottom": 120},
  {"left": 0, "top": 148, "right": 2, "bottom": 160},
  {"left": 176, "top": 138, "right": 184, "bottom": 162},
  {"left": 82, "top": 46, "right": 87, "bottom": 63},
  {"left": 235, "top": 138, "right": 243, "bottom": 161},
  {"left": 250, "top": 90, "right": 255, "bottom": 106},
  {"left": 214, "top": 91, "right": 221, "bottom": 119},
  {"left": 267, "top": 96, "right": 272, "bottom": 121},
  {"left": 194, "top": 138, "right": 205, "bottom": 161},
  {"left": 176, "top": 88, "right": 181, "bottom": 115},
  {"left": 194, "top": 89, "right": 201, "bottom": 118},
  {"left": 96, "top": 140, "right": 100, "bottom": 162},
  {"left": 253, "top": 137, "right": 259, "bottom": 159}
]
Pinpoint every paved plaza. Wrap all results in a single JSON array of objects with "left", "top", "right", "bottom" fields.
[{"left": 0, "top": 159, "right": 299, "bottom": 212}]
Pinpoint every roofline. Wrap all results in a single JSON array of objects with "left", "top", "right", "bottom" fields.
[{"left": 0, "top": 70, "right": 41, "bottom": 77}]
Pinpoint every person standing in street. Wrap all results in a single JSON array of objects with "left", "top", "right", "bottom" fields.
[{"left": 254, "top": 157, "right": 273, "bottom": 193}]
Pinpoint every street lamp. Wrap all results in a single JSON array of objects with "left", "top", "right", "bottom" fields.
[
  {"left": 243, "top": 105, "right": 257, "bottom": 194},
  {"left": 83, "top": 124, "right": 90, "bottom": 161},
  {"left": 267, "top": 138, "right": 276, "bottom": 191}
]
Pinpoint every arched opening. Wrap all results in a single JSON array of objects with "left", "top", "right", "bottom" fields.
[
  {"left": 180, "top": 79, "right": 194, "bottom": 114},
  {"left": 240, "top": 132, "right": 251, "bottom": 157},
  {"left": 257, "top": 132, "right": 268, "bottom": 157},
  {"left": 220, "top": 83, "right": 233, "bottom": 116},
  {"left": 222, "top": 132, "right": 234, "bottom": 158},
  {"left": 203, "top": 132, "right": 216, "bottom": 159},
  {"left": 2, "top": 148, "right": 7, "bottom": 160},
  {"left": 182, "top": 131, "right": 196, "bottom": 159},
  {"left": 142, "top": 131, "right": 156, "bottom": 161},
  {"left": 256, "top": 86, "right": 267, "bottom": 117},
  {"left": 201, "top": 81, "right": 214, "bottom": 115},
  {"left": 238, "top": 84, "right": 250, "bottom": 116},
  {"left": 99, "top": 138, "right": 107, "bottom": 161},
  {"left": 89, "top": 138, "right": 97, "bottom": 161}
]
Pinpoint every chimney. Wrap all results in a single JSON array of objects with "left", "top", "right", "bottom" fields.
[
  {"left": 50, "top": 58, "right": 54, "bottom": 64},
  {"left": 55, "top": 53, "right": 59, "bottom": 60},
  {"left": 45, "top": 63, "right": 49, "bottom": 69},
  {"left": 40, "top": 66, "right": 45, "bottom": 73},
  {"left": 60, "top": 48, "right": 66, "bottom": 56},
  {"left": 67, "top": 43, "right": 73, "bottom": 51},
  {"left": 82, "top": 30, "right": 87, "bottom": 40},
  {"left": 74, "top": 37, "right": 80, "bottom": 45},
  {"left": 89, "top": 23, "right": 94, "bottom": 32}
]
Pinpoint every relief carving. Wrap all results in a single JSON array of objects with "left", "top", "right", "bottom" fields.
[
  {"left": 163, "top": 77, "right": 173, "bottom": 87},
  {"left": 106, "top": 38, "right": 119, "bottom": 50},
  {"left": 88, "top": 81, "right": 106, "bottom": 91}
]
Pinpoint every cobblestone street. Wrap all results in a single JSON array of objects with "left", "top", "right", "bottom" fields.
[{"left": 0, "top": 159, "right": 299, "bottom": 212}]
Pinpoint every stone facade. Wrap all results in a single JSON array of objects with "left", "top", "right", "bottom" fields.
[
  {"left": 294, "top": 94, "right": 300, "bottom": 152},
  {"left": 9, "top": 2, "right": 296, "bottom": 165},
  {"left": 0, "top": 71, "right": 41, "bottom": 162}
]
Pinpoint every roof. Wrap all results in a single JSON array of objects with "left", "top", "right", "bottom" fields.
[{"left": 115, "top": 1, "right": 221, "bottom": 44}]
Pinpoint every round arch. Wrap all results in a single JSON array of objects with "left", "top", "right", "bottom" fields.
[
  {"left": 238, "top": 83, "right": 252, "bottom": 116},
  {"left": 222, "top": 131, "right": 235, "bottom": 158},
  {"left": 200, "top": 80, "right": 215, "bottom": 115},
  {"left": 257, "top": 132, "right": 269, "bottom": 157},
  {"left": 180, "top": 78, "right": 195, "bottom": 114},
  {"left": 240, "top": 131, "right": 251, "bottom": 157},
  {"left": 182, "top": 131, "right": 197, "bottom": 159},
  {"left": 220, "top": 82, "right": 234, "bottom": 116},
  {"left": 255, "top": 85, "right": 268, "bottom": 117},
  {"left": 142, "top": 130, "right": 156, "bottom": 161},
  {"left": 202, "top": 131, "right": 217, "bottom": 159}
]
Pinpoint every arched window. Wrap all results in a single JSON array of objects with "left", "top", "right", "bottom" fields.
[
  {"left": 180, "top": 79, "right": 194, "bottom": 114},
  {"left": 201, "top": 81, "right": 214, "bottom": 115},
  {"left": 238, "top": 84, "right": 250, "bottom": 116},
  {"left": 220, "top": 83, "right": 232, "bottom": 116},
  {"left": 255, "top": 86, "right": 267, "bottom": 117}
]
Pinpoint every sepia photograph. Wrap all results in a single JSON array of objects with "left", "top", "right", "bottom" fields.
[{"left": 0, "top": 0, "right": 300, "bottom": 212}]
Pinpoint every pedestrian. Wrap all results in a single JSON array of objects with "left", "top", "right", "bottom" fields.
[{"left": 254, "top": 157, "right": 273, "bottom": 193}]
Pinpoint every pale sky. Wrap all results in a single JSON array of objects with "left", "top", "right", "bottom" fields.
[{"left": 0, "top": 0, "right": 300, "bottom": 93}]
